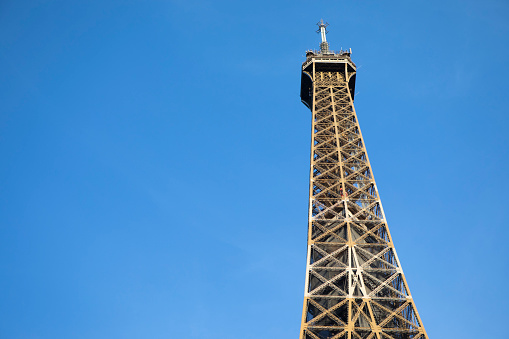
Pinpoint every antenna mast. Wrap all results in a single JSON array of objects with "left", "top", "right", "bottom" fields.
[{"left": 317, "top": 19, "right": 330, "bottom": 54}]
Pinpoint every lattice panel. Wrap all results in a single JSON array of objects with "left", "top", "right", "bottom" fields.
[{"left": 300, "top": 70, "right": 428, "bottom": 339}]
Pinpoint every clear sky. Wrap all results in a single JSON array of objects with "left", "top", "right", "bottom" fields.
[{"left": 1, "top": 1, "right": 508, "bottom": 338}]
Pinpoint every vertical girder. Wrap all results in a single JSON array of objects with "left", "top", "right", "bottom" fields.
[{"left": 299, "top": 67, "right": 428, "bottom": 339}]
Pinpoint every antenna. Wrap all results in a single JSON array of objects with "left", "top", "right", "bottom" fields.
[
  {"left": 317, "top": 19, "right": 328, "bottom": 43},
  {"left": 316, "top": 20, "right": 330, "bottom": 54}
]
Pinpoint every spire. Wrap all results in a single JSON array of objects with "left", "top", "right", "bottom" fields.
[
  {"left": 317, "top": 19, "right": 328, "bottom": 43},
  {"left": 316, "top": 19, "right": 330, "bottom": 54}
]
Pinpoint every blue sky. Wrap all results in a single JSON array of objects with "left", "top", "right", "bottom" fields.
[{"left": 1, "top": 1, "right": 508, "bottom": 338}]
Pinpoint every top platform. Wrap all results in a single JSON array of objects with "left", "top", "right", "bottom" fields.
[{"left": 302, "top": 50, "right": 356, "bottom": 71}]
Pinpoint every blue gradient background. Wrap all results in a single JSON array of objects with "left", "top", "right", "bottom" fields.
[{"left": 1, "top": 1, "right": 508, "bottom": 338}]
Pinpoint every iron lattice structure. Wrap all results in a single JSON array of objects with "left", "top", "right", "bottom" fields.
[{"left": 298, "top": 23, "right": 428, "bottom": 339}]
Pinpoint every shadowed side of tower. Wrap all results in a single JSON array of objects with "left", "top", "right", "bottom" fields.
[{"left": 298, "top": 21, "right": 428, "bottom": 339}]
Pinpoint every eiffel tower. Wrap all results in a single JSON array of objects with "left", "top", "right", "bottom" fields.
[{"left": 298, "top": 21, "right": 429, "bottom": 339}]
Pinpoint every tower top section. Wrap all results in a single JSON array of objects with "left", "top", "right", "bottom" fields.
[
  {"left": 302, "top": 21, "right": 355, "bottom": 72},
  {"left": 301, "top": 21, "right": 357, "bottom": 108},
  {"left": 305, "top": 21, "right": 353, "bottom": 60}
]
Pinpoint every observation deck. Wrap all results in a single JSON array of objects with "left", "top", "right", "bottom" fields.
[{"left": 301, "top": 49, "right": 357, "bottom": 109}]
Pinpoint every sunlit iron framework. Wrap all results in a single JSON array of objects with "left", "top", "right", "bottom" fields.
[{"left": 298, "top": 21, "right": 428, "bottom": 339}]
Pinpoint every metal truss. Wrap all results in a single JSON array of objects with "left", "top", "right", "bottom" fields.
[{"left": 298, "top": 41, "right": 428, "bottom": 339}]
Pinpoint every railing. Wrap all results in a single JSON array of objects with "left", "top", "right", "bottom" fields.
[{"left": 306, "top": 49, "right": 351, "bottom": 57}]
